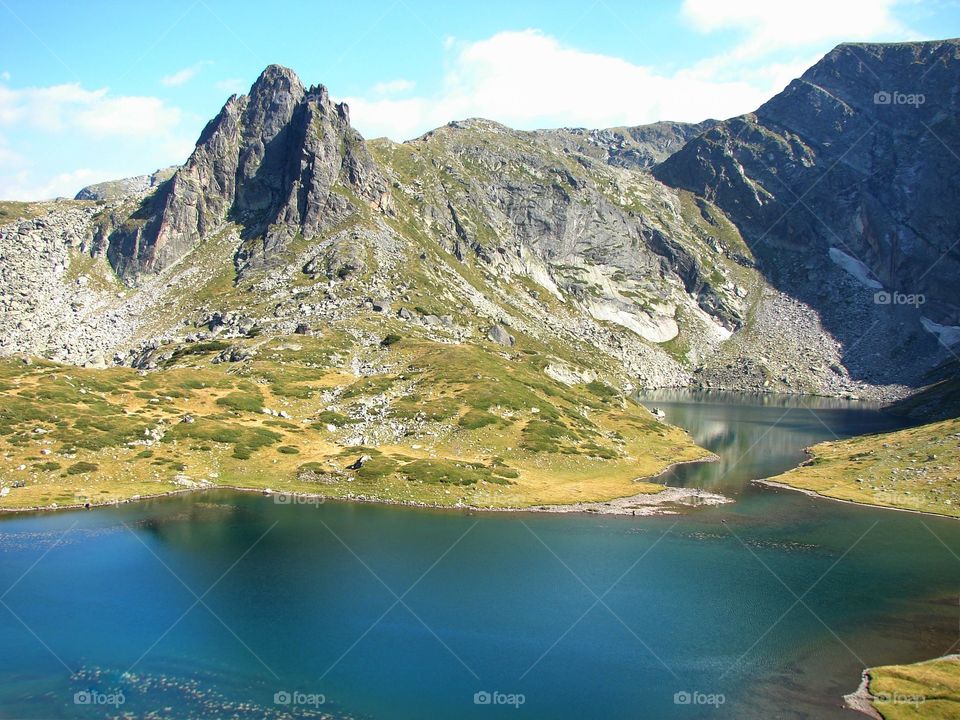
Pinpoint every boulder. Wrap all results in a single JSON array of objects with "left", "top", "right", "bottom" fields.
[{"left": 487, "top": 324, "right": 515, "bottom": 346}]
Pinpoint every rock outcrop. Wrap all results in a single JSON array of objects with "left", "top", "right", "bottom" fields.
[
  {"left": 104, "top": 65, "right": 389, "bottom": 281},
  {"left": 75, "top": 167, "right": 178, "bottom": 201}
]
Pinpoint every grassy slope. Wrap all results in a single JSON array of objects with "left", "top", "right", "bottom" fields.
[
  {"left": 0, "top": 334, "right": 708, "bottom": 511},
  {"left": 767, "top": 419, "right": 960, "bottom": 517},
  {"left": 866, "top": 656, "right": 960, "bottom": 720}
]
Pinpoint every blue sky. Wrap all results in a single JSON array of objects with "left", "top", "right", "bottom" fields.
[{"left": 0, "top": 0, "right": 957, "bottom": 199}]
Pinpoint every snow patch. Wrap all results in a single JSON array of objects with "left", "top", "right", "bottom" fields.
[
  {"left": 828, "top": 248, "right": 883, "bottom": 289},
  {"left": 587, "top": 301, "right": 678, "bottom": 342},
  {"left": 921, "top": 317, "right": 960, "bottom": 347}
]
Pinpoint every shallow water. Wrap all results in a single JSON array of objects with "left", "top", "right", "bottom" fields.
[{"left": 0, "top": 391, "right": 956, "bottom": 719}]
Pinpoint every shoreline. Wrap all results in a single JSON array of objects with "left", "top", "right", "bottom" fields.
[
  {"left": 0, "top": 455, "right": 728, "bottom": 518},
  {"left": 844, "top": 654, "right": 960, "bottom": 718},
  {"left": 843, "top": 670, "right": 884, "bottom": 720},
  {"left": 753, "top": 478, "right": 960, "bottom": 521}
]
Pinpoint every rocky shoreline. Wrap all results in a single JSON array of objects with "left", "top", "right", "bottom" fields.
[
  {"left": 523, "top": 485, "right": 732, "bottom": 515},
  {"left": 843, "top": 670, "right": 884, "bottom": 720}
]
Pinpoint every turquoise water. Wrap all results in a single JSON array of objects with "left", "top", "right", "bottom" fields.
[{"left": 0, "top": 392, "right": 957, "bottom": 719}]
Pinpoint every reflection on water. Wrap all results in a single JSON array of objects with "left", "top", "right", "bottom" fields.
[{"left": 637, "top": 389, "right": 906, "bottom": 493}]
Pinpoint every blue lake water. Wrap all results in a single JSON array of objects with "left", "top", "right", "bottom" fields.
[{"left": 0, "top": 391, "right": 957, "bottom": 719}]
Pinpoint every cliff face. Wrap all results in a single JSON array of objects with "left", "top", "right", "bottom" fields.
[
  {"left": 377, "top": 118, "right": 745, "bottom": 333},
  {"left": 655, "top": 39, "right": 960, "bottom": 329},
  {"left": 106, "top": 65, "right": 388, "bottom": 281}
]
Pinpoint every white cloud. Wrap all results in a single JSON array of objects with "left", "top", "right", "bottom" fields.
[
  {"left": 371, "top": 78, "right": 415, "bottom": 95},
  {"left": 0, "top": 71, "right": 9, "bottom": 82},
  {"left": 0, "top": 167, "right": 108, "bottom": 201},
  {"left": 161, "top": 61, "right": 210, "bottom": 87},
  {"left": 76, "top": 95, "right": 182, "bottom": 137},
  {"left": 0, "top": 81, "right": 193, "bottom": 200},
  {"left": 0, "top": 133, "right": 24, "bottom": 168},
  {"left": 681, "top": 0, "right": 909, "bottom": 59},
  {"left": 0, "top": 82, "right": 183, "bottom": 136},
  {"left": 343, "top": 30, "right": 777, "bottom": 140},
  {"left": 344, "top": 10, "right": 914, "bottom": 143}
]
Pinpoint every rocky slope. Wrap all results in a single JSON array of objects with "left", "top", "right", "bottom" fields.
[
  {"left": 655, "top": 39, "right": 960, "bottom": 391},
  {"left": 75, "top": 167, "right": 177, "bottom": 201},
  {"left": 2, "top": 41, "right": 959, "bottom": 405}
]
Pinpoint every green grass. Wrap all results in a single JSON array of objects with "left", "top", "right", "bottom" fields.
[
  {"left": 66, "top": 461, "right": 99, "bottom": 475},
  {"left": 768, "top": 418, "right": 960, "bottom": 517},
  {"left": 457, "top": 409, "right": 503, "bottom": 430},
  {"left": 521, "top": 419, "right": 577, "bottom": 453},
  {"left": 355, "top": 455, "right": 400, "bottom": 481},
  {"left": 215, "top": 389, "right": 265, "bottom": 413},
  {"left": 866, "top": 656, "right": 960, "bottom": 720},
  {"left": 314, "top": 410, "right": 357, "bottom": 427},
  {"left": 585, "top": 380, "right": 619, "bottom": 401},
  {"left": 0, "top": 335, "right": 708, "bottom": 511},
  {"left": 397, "top": 458, "right": 512, "bottom": 486},
  {"left": 165, "top": 416, "right": 282, "bottom": 459},
  {"left": 0, "top": 200, "right": 43, "bottom": 224}
]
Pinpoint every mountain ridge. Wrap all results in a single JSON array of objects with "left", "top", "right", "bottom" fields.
[{"left": 5, "top": 38, "right": 960, "bottom": 405}]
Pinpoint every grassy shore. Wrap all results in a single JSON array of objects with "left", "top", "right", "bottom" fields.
[
  {"left": 852, "top": 655, "right": 960, "bottom": 719},
  {"left": 0, "top": 334, "right": 710, "bottom": 512},
  {"left": 764, "top": 418, "right": 960, "bottom": 518}
]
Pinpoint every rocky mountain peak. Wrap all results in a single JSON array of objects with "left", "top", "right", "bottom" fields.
[
  {"left": 243, "top": 64, "right": 306, "bottom": 139},
  {"left": 252, "top": 63, "right": 304, "bottom": 93},
  {"left": 103, "top": 64, "right": 385, "bottom": 282}
]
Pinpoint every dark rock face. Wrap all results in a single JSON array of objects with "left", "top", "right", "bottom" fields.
[
  {"left": 655, "top": 40, "right": 960, "bottom": 326},
  {"left": 106, "top": 65, "right": 389, "bottom": 282},
  {"left": 654, "top": 39, "right": 960, "bottom": 386}
]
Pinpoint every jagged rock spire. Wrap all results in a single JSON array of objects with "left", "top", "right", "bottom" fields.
[{"left": 106, "top": 65, "right": 387, "bottom": 282}]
